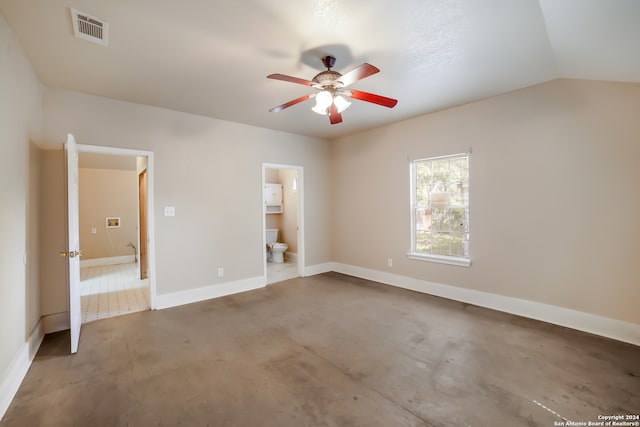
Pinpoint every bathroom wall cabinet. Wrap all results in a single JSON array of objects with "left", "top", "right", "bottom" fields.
[{"left": 265, "top": 183, "right": 283, "bottom": 214}]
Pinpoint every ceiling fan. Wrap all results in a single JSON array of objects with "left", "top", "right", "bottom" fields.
[{"left": 267, "top": 55, "right": 398, "bottom": 125}]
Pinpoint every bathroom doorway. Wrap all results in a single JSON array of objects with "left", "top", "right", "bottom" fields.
[
  {"left": 262, "top": 163, "right": 304, "bottom": 284},
  {"left": 76, "top": 146, "right": 156, "bottom": 323}
]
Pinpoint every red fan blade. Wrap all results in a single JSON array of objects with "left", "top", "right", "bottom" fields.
[
  {"left": 267, "top": 73, "right": 317, "bottom": 87},
  {"left": 328, "top": 103, "right": 343, "bottom": 125},
  {"left": 269, "top": 94, "right": 314, "bottom": 113},
  {"left": 337, "top": 63, "right": 380, "bottom": 87},
  {"left": 346, "top": 89, "right": 398, "bottom": 108}
]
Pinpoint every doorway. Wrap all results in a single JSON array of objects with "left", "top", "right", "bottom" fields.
[
  {"left": 262, "top": 163, "right": 304, "bottom": 284},
  {"left": 76, "top": 145, "right": 156, "bottom": 323},
  {"left": 138, "top": 169, "right": 149, "bottom": 280}
]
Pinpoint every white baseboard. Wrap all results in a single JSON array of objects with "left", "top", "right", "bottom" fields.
[
  {"left": 154, "top": 275, "right": 266, "bottom": 310},
  {"left": 41, "top": 312, "right": 69, "bottom": 334},
  {"left": 303, "top": 262, "right": 336, "bottom": 277},
  {"left": 0, "top": 320, "right": 45, "bottom": 421},
  {"left": 331, "top": 263, "right": 640, "bottom": 347},
  {"left": 80, "top": 255, "right": 135, "bottom": 268}
]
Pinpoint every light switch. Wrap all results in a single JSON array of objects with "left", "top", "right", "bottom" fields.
[
  {"left": 164, "top": 206, "right": 176, "bottom": 217},
  {"left": 91, "top": 227, "right": 97, "bottom": 234}
]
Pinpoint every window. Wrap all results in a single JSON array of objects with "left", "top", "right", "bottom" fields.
[{"left": 409, "top": 153, "right": 470, "bottom": 266}]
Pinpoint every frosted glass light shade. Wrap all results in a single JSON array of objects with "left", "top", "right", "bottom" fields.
[
  {"left": 312, "top": 104, "right": 328, "bottom": 115},
  {"left": 333, "top": 95, "right": 351, "bottom": 113},
  {"left": 312, "top": 91, "right": 333, "bottom": 115}
]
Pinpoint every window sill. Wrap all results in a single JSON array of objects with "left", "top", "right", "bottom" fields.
[{"left": 406, "top": 252, "right": 471, "bottom": 267}]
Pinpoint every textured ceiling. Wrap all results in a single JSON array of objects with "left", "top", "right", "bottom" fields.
[{"left": 1, "top": 0, "right": 638, "bottom": 140}]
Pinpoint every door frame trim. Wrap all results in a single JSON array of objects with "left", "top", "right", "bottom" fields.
[
  {"left": 262, "top": 163, "right": 305, "bottom": 281},
  {"left": 77, "top": 144, "right": 157, "bottom": 309}
]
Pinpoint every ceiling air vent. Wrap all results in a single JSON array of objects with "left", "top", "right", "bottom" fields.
[{"left": 70, "top": 8, "right": 109, "bottom": 46}]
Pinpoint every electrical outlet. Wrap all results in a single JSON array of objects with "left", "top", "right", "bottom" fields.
[
  {"left": 387, "top": 258, "right": 393, "bottom": 267},
  {"left": 217, "top": 268, "right": 224, "bottom": 277}
]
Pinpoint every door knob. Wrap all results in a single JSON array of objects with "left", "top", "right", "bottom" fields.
[{"left": 60, "top": 250, "right": 82, "bottom": 258}]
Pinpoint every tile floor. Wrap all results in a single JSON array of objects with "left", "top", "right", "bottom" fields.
[
  {"left": 266, "top": 260, "right": 298, "bottom": 284},
  {"left": 80, "top": 262, "right": 149, "bottom": 323}
]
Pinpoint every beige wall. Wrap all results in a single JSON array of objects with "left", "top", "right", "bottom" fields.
[
  {"left": 79, "top": 168, "right": 138, "bottom": 260},
  {"left": 265, "top": 168, "right": 279, "bottom": 183},
  {"left": 331, "top": 79, "right": 640, "bottom": 325},
  {"left": 0, "top": 13, "right": 42, "bottom": 388},
  {"left": 38, "top": 80, "right": 640, "bottom": 326},
  {"left": 265, "top": 214, "right": 281, "bottom": 231},
  {"left": 39, "top": 149, "right": 67, "bottom": 317},
  {"left": 26, "top": 142, "right": 41, "bottom": 332},
  {"left": 41, "top": 87, "right": 332, "bottom": 311}
]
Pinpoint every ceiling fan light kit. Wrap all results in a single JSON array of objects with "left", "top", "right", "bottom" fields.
[
  {"left": 267, "top": 55, "right": 397, "bottom": 125},
  {"left": 310, "top": 91, "right": 351, "bottom": 115}
]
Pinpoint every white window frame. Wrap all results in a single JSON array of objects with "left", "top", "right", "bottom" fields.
[{"left": 408, "top": 152, "right": 471, "bottom": 267}]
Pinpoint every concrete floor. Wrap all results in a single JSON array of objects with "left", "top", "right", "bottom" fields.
[{"left": 2, "top": 272, "right": 639, "bottom": 426}]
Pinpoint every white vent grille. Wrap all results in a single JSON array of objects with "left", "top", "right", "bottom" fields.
[{"left": 70, "top": 8, "right": 109, "bottom": 46}]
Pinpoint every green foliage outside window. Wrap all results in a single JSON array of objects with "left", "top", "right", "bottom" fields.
[{"left": 413, "top": 154, "right": 469, "bottom": 259}]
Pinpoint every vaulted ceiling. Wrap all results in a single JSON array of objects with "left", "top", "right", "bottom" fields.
[{"left": 1, "top": 0, "right": 638, "bottom": 139}]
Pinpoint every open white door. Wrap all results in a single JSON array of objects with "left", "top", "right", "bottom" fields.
[{"left": 64, "top": 134, "right": 82, "bottom": 354}]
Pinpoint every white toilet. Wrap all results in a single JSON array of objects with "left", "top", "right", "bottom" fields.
[{"left": 266, "top": 228, "right": 288, "bottom": 263}]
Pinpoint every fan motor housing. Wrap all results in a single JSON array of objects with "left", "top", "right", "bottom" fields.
[{"left": 312, "top": 70, "right": 342, "bottom": 88}]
